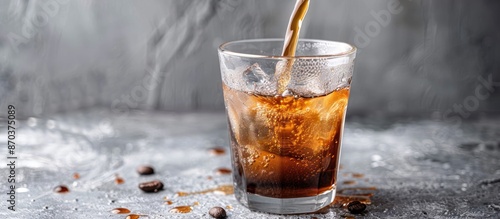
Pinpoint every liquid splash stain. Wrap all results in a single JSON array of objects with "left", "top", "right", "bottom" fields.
[
  {"left": 215, "top": 168, "right": 232, "bottom": 175},
  {"left": 125, "top": 214, "right": 141, "bottom": 219},
  {"left": 352, "top": 173, "right": 364, "bottom": 178},
  {"left": 176, "top": 184, "right": 234, "bottom": 197},
  {"left": 343, "top": 180, "right": 356, "bottom": 185},
  {"left": 169, "top": 206, "right": 192, "bottom": 213},
  {"left": 209, "top": 147, "right": 226, "bottom": 155},
  {"left": 115, "top": 174, "right": 125, "bottom": 184},
  {"left": 333, "top": 187, "right": 376, "bottom": 207},
  {"left": 53, "top": 185, "right": 70, "bottom": 194},
  {"left": 111, "top": 207, "right": 131, "bottom": 214}
]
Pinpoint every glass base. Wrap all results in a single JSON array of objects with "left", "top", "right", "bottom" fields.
[{"left": 234, "top": 186, "right": 336, "bottom": 214}]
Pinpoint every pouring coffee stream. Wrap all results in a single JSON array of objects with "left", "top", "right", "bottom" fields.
[{"left": 276, "top": 0, "right": 310, "bottom": 95}]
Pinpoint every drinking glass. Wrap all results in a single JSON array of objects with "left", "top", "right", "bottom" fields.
[{"left": 218, "top": 39, "right": 356, "bottom": 214}]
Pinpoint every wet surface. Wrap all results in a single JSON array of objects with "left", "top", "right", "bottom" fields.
[{"left": 1, "top": 109, "right": 499, "bottom": 218}]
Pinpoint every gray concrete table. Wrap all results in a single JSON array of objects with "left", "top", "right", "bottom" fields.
[{"left": 1, "top": 109, "right": 499, "bottom": 218}]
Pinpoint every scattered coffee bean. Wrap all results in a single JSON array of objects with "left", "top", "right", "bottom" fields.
[
  {"left": 137, "top": 165, "right": 155, "bottom": 175},
  {"left": 347, "top": 201, "right": 366, "bottom": 214},
  {"left": 138, "top": 180, "right": 164, "bottom": 193},
  {"left": 209, "top": 206, "right": 227, "bottom": 219}
]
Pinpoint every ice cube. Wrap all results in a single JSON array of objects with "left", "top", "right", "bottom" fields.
[
  {"left": 242, "top": 63, "right": 276, "bottom": 95},
  {"left": 243, "top": 63, "right": 270, "bottom": 85}
]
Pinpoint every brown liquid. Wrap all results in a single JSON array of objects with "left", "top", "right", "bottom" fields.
[
  {"left": 54, "top": 185, "right": 69, "bottom": 194},
  {"left": 215, "top": 167, "right": 232, "bottom": 175},
  {"left": 332, "top": 187, "right": 376, "bottom": 206},
  {"left": 209, "top": 147, "right": 226, "bottom": 155},
  {"left": 282, "top": 0, "right": 310, "bottom": 57},
  {"left": 223, "top": 84, "right": 349, "bottom": 198},
  {"left": 338, "top": 187, "right": 376, "bottom": 192},
  {"left": 111, "top": 207, "right": 131, "bottom": 214},
  {"left": 175, "top": 192, "right": 189, "bottom": 197},
  {"left": 333, "top": 195, "right": 372, "bottom": 206},
  {"left": 276, "top": 0, "right": 310, "bottom": 94},
  {"left": 125, "top": 214, "right": 141, "bottom": 219},
  {"left": 343, "top": 180, "right": 356, "bottom": 185},
  {"left": 165, "top": 200, "right": 173, "bottom": 205},
  {"left": 175, "top": 184, "right": 234, "bottom": 197},
  {"left": 352, "top": 173, "right": 364, "bottom": 178},
  {"left": 169, "top": 206, "right": 192, "bottom": 213},
  {"left": 115, "top": 175, "right": 125, "bottom": 184},
  {"left": 73, "top": 173, "right": 80, "bottom": 179}
]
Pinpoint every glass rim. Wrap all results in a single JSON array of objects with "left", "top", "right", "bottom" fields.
[{"left": 218, "top": 38, "right": 357, "bottom": 60}]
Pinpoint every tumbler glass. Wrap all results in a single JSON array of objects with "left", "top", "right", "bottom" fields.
[{"left": 218, "top": 39, "right": 356, "bottom": 214}]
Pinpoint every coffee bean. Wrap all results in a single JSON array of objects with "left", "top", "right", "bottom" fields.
[
  {"left": 347, "top": 201, "right": 366, "bottom": 214},
  {"left": 138, "top": 180, "right": 163, "bottom": 193},
  {"left": 137, "top": 165, "right": 155, "bottom": 175},
  {"left": 209, "top": 206, "right": 227, "bottom": 219}
]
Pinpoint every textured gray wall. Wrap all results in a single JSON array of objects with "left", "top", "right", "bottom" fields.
[{"left": 0, "top": 0, "right": 499, "bottom": 118}]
